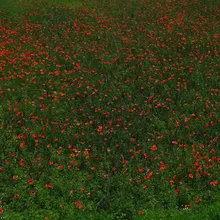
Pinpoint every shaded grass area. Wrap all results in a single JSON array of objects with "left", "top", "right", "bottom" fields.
[
  {"left": 2, "top": 195, "right": 220, "bottom": 219},
  {"left": 0, "top": 0, "right": 220, "bottom": 219}
]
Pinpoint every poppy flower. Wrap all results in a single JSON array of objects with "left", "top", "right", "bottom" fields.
[{"left": 150, "top": 145, "right": 157, "bottom": 151}]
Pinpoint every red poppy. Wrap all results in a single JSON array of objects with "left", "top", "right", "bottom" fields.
[
  {"left": 143, "top": 185, "right": 148, "bottom": 189},
  {"left": 30, "top": 190, "right": 36, "bottom": 195},
  {"left": 14, "top": 194, "right": 20, "bottom": 198},
  {"left": 210, "top": 180, "right": 218, "bottom": 186},
  {"left": 170, "top": 180, "right": 174, "bottom": 185},
  {"left": 28, "top": 179, "right": 34, "bottom": 185},
  {"left": 57, "top": 165, "right": 63, "bottom": 169},
  {"left": 130, "top": 138, "right": 135, "bottom": 142},
  {"left": 188, "top": 174, "right": 193, "bottom": 179},
  {"left": 97, "top": 126, "right": 102, "bottom": 132},
  {"left": 20, "top": 142, "right": 25, "bottom": 148},
  {"left": 175, "top": 189, "right": 179, "bottom": 194},
  {"left": 74, "top": 201, "right": 79, "bottom": 207},
  {"left": 194, "top": 198, "right": 200, "bottom": 203},
  {"left": 185, "top": 204, "right": 189, "bottom": 209},
  {"left": 150, "top": 145, "right": 157, "bottom": 151}
]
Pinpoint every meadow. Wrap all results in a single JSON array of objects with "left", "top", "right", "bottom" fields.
[{"left": 0, "top": 0, "right": 220, "bottom": 219}]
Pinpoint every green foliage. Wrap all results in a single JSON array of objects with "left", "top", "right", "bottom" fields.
[{"left": 0, "top": 0, "right": 220, "bottom": 219}]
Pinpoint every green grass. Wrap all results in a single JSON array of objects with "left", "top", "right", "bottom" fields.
[
  {"left": 48, "top": 0, "right": 84, "bottom": 8},
  {"left": 0, "top": 0, "right": 220, "bottom": 219}
]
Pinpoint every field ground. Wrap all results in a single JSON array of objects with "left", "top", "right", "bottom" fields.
[{"left": 0, "top": 0, "right": 220, "bottom": 219}]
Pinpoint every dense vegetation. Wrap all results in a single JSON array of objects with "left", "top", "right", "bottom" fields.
[{"left": 0, "top": 0, "right": 219, "bottom": 219}]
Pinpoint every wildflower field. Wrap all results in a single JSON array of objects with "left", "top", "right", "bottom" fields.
[{"left": 0, "top": 0, "right": 219, "bottom": 219}]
